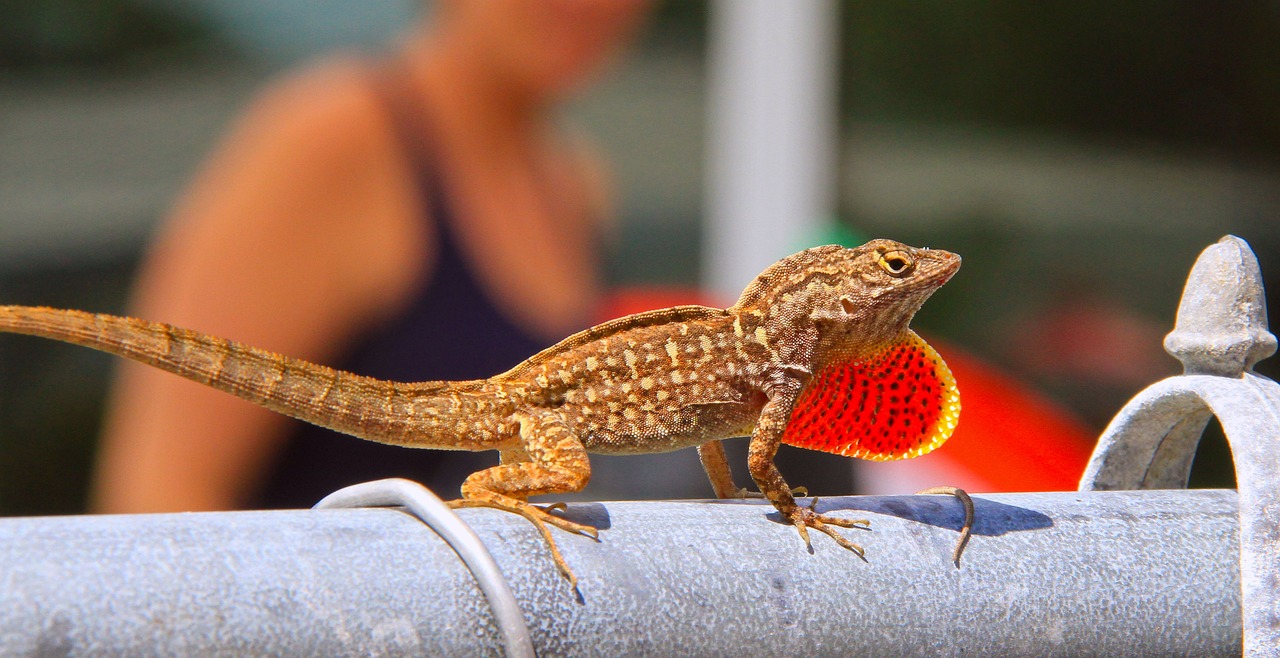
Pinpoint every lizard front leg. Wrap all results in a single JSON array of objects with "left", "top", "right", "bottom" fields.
[
  {"left": 448, "top": 412, "right": 595, "bottom": 588},
  {"left": 748, "top": 380, "right": 869, "bottom": 557}
]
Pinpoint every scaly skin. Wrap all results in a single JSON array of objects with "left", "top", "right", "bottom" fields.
[{"left": 0, "top": 239, "right": 965, "bottom": 587}]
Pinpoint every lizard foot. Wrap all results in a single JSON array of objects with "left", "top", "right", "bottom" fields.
[
  {"left": 915, "top": 486, "right": 974, "bottom": 567},
  {"left": 448, "top": 498, "right": 598, "bottom": 588},
  {"left": 786, "top": 500, "right": 871, "bottom": 559}
]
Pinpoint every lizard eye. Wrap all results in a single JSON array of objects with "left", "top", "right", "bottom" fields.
[{"left": 878, "top": 250, "right": 914, "bottom": 277}]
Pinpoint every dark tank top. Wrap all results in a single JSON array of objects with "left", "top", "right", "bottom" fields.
[{"left": 251, "top": 77, "right": 553, "bottom": 509}]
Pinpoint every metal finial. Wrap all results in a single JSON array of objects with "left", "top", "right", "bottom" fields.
[{"left": 1163, "top": 235, "right": 1277, "bottom": 376}]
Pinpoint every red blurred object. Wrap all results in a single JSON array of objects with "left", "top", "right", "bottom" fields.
[
  {"left": 595, "top": 286, "right": 724, "bottom": 322},
  {"left": 928, "top": 338, "right": 1095, "bottom": 492}
]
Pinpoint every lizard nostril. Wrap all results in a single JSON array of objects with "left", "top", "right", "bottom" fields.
[{"left": 840, "top": 297, "right": 857, "bottom": 314}]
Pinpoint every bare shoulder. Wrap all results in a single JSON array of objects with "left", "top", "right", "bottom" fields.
[
  {"left": 225, "top": 56, "right": 401, "bottom": 183},
  {"left": 241, "top": 57, "right": 427, "bottom": 323},
  {"left": 249, "top": 56, "right": 382, "bottom": 134},
  {"left": 146, "top": 55, "right": 426, "bottom": 343}
]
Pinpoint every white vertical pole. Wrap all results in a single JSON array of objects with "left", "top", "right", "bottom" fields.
[{"left": 703, "top": 0, "right": 840, "bottom": 301}]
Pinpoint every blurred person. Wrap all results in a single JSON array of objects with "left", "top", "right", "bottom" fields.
[{"left": 90, "top": 0, "right": 651, "bottom": 512}]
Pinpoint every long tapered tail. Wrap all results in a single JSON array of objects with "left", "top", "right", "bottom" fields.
[{"left": 0, "top": 305, "right": 481, "bottom": 448}]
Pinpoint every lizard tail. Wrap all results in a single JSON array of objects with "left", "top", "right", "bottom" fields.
[{"left": 0, "top": 305, "right": 482, "bottom": 449}]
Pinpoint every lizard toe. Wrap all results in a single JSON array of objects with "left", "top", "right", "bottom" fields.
[{"left": 788, "top": 507, "right": 869, "bottom": 559}]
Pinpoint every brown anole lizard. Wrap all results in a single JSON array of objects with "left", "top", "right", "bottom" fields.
[{"left": 0, "top": 239, "right": 967, "bottom": 587}]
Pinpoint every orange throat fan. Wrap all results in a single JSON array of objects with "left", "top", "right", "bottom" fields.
[{"left": 782, "top": 330, "right": 960, "bottom": 461}]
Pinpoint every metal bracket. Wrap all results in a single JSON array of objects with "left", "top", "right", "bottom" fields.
[
  {"left": 1080, "top": 235, "right": 1280, "bottom": 656},
  {"left": 314, "top": 478, "right": 535, "bottom": 658}
]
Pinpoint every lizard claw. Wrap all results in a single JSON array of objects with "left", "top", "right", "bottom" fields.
[
  {"left": 804, "top": 495, "right": 869, "bottom": 529},
  {"left": 787, "top": 505, "right": 870, "bottom": 559},
  {"left": 529, "top": 504, "right": 599, "bottom": 540},
  {"left": 449, "top": 497, "right": 599, "bottom": 588},
  {"left": 534, "top": 502, "right": 599, "bottom": 540}
]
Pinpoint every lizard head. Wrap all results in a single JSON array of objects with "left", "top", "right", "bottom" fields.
[{"left": 732, "top": 239, "right": 961, "bottom": 357}]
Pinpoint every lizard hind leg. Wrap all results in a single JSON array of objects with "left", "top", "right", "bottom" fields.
[
  {"left": 698, "top": 440, "right": 812, "bottom": 499},
  {"left": 449, "top": 414, "right": 595, "bottom": 587}
]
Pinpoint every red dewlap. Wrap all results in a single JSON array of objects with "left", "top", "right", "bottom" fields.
[{"left": 782, "top": 333, "right": 959, "bottom": 461}]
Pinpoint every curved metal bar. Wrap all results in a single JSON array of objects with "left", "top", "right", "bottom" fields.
[
  {"left": 314, "top": 479, "right": 535, "bottom": 658},
  {"left": 1080, "top": 236, "right": 1280, "bottom": 655},
  {"left": 1082, "top": 378, "right": 1221, "bottom": 491},
  {"left": 1081, "top": 375, "right": 1280, "bottom": 654}
]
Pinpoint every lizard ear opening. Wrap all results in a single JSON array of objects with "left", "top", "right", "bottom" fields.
[
  {"left": 780, "top": 331, "right": 960, "bottom": 461},
  {"left": 839, "top": 297, "right": 857, "bottom": 315}
]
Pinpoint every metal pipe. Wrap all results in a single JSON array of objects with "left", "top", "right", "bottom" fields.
[{"left": 0, "top": 489, "right": 1241, "bottom": 656}]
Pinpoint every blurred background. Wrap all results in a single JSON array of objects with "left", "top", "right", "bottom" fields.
[{"left": 2, "top": 0, "right": 1278, "bottom": 515}]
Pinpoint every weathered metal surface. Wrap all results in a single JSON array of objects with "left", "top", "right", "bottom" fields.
[
  {"left": 1163, "top": 234, "right": 1276, "bottom": 378},
  {"left": 1081, "top": 235, "right": 1280, "bottom": 656},
  {"left": 0, "top": 490, "right": 1241, "bottom": 657}
]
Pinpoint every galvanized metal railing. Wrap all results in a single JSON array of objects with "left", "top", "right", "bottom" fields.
[
  {"left": 0, "top": 488, "right": 1244, "bottom": 656},
  {"left": 0, "top": 235, "right": 1276, "bottom": 657},
  {"left": 1080, "top": 235, "right": 1280, "bottom": 656}
]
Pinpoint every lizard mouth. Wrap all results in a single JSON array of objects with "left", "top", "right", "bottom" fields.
[{"left": 923, "top": 250, "right": 962, "bottom": 285}]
